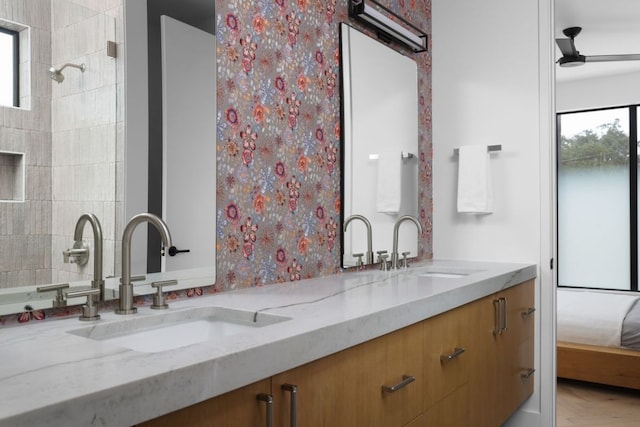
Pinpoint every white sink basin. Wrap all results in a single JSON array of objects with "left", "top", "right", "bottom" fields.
[
  {"left": 419, "top": 272, "right": 467, "bottom": 278},
  {"left": 409, "top": 266, "right": 484, "bottom": 279},
  {"left": 66, "top": 306, "right": 291, "bottom": 353}
]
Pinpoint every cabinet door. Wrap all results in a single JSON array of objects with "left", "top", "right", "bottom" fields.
[
  {"left": 423, "top": 302, "right": 470, "bottom": 410},
  {"left": 467, "top": 280, "right": 536, "bottom": 427},
  {"left": 466, "top": 295, "right": 500, "bottom": 427},
  {"left": 272, "top": 322, "right": 423, "bottom": 427},
  {"left": 497, "top": 280, "right": 535, "bottom": 420},
  {"left": 138, "top": 378, "right": 272, "bottom": 427}
]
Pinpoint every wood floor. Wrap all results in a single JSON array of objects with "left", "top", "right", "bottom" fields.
[{"left": 557, "top": 379, "right": 640, "bottom": 427}]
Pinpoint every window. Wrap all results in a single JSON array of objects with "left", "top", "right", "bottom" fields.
[
  {"left": 557, "top": 105, "right": 639, "bottom": 291},
  {"left": 0, "top": 26, "right": 19, "bottom": 107}
]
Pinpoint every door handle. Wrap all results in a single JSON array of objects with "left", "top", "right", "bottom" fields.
[
  {"left": 256, "top": 393, "right": 273, "bottom": 427},
  {"left": 500, "top": 297, "right": 508, "bottom": 332},
  {"left": 167, "top": 245, "right": 190, "bottom": 256},
  {"left": 493, "top": 299, "right": 502, "bottom": 335},
  {"left": 281, "top": 384, "right": 298, "bottom": 427}
]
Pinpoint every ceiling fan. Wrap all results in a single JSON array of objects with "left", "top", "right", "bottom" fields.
[{"left": 556, "top": 26, "right": 640, "bottom": 67}]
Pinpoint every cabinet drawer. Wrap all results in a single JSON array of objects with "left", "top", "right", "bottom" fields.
[
  {"left": 503, "top": 279, "right": 535, "bottom": 341},
  {"left": 424, "top": 383, "right": 469, "bottom": 427},
  {"left": 501, "top": 336, "right": 535, "bottom": 417},
  {"left": 423, "top": 303, "right": 471, "bottom": 409},
  {"left": 273, "top": 322, "right": 423, "bottom": 427},
  {"left": 139, "top": 378, "right": 272, "bottom": 427}
]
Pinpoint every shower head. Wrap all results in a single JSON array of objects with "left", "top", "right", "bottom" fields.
[{"left": 48, "top": 63, "right": 86, "bottom": 84}]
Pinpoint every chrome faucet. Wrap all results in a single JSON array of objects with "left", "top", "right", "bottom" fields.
[
  {"left": 116, "top": 213, "right": 173, "bottom": 315},
  {"left": 391, "top": 215, "right": 423, "bottom": 269},
  {"left": 71, "top": 213, "right": 104, "bottom": 301},
  {"left": 343, "top": 214, "right": 374, "bottom": 265}
]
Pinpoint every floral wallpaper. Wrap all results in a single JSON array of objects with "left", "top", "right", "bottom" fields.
[{"left": 214, "top": 0, "right": 432, "bottom": 290}]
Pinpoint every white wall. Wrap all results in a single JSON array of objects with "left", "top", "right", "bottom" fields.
[
  {"left": 557, "top": 71, "right": 640, "bottom": 112},
  {"left": 432, "top": 0, "right": 555, "bottom": 425}
]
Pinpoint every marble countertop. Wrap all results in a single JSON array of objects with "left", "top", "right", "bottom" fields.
[{"left": 0, "top": 259, "right": 536, "bottom": 426}]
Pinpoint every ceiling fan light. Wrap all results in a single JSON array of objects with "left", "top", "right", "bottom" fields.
[{"left": 559, "top": 55, "right": 586, "bottom": 67}]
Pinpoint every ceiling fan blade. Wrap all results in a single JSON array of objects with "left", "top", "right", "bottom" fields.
[
  {"left": 585, "top": 54, "right": 640, "bottom": 63},
  {"left": 556, "top": 38, "right": 577, "bottom": 57}
]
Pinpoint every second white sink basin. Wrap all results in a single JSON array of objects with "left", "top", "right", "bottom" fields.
[
  {"left": 66, "top": 306, "right": 290, "bottom": 353},
  {"left": 409, "top": 266, "right": 484, "bottom": 279},
  {"left": 419, "top": 272, "right": 467, "bottom": 278}
]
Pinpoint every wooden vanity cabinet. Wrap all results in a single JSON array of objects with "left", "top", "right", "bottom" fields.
[
  {"left": 272, "top": 321, "right": 423, "bottom": 427},
  {"left": 467, "top": 279, "right": 535, "bottom": 427},
  {"left": 139, "top": 280, "right": 534, "bottom": 427},
  {"left": 138, "top": 378, "right": 272, "bottom": 427},
  {"left": 140, "top": 324, "right": 423, "bottom": 427}
]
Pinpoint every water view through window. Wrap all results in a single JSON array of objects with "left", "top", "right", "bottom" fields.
[{"left": 558, "top": 107, "right": 639, "bottom": 291}]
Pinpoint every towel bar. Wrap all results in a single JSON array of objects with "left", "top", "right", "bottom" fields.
[
  {"left": 369, "top": 152, "right": 414, "bottom": 160},
  {"left": 453, "top": 145, "right": 502, "bottom": 156}
]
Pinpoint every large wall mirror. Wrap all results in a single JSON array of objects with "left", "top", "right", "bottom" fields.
[
  {"left": 340, "top": 24, "right": 419, "bottom": 268},
  {"left": 0, "top": 0, "right": 216, "bottom": 315}
]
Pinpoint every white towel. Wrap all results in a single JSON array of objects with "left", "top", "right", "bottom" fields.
[
  {"left": 457, "top": 145, "right": 493, "bottom": 214},
  {"left": 376, "top": 151, "right": 401, "bottom": 214}
]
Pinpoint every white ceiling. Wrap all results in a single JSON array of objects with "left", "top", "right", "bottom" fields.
[{"left": 555, "top": 0, "right": 640, "bottom": 82}]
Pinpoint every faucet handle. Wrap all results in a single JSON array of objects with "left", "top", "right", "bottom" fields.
[
  {"left": 37, "top": 283, "right": 70, "bottom": 308},
  {"left": 401, "top": 251, "right": 411, "bottom": 269},
  {"left": 63, "top": 241, "right": 89, "bottom": 265},
  {"left": 376, "top": 251, "right": 389, "bottom": 270},
  {"left": 151, "top": 280, "right": 178, "bottom": 310},
  {"left": 66, "top": 288, "right": 101, "bottom": 321},
  {"left": 379, "top": 254, "right": 390, "bottom": 271},
  {"left": 352, "top": 253, "right": 364, "bottom": 268}
]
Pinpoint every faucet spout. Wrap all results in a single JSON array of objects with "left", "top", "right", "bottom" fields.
[
  {"left": 116, "top": 213, "right": 173, "bottom": 315},
  {"left": 391, "top": 215, "right": 423, "bottom": 269},
  {"left": 73, "top": 213, "right": 104, "bottom": 301},
  {"left": 343, "top": 214, "right": 374, "bottom": 265}
]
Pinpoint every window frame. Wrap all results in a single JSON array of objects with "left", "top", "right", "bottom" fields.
[
  {"left": 556, "top": 104, "right": 640, "bottom": 292},
  {"left": 0, "top": 25, "right": 19, "bottom": 107}
]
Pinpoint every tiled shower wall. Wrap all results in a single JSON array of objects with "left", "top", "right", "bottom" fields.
[
  {"left": 50, "top": 0, "right": 122, "bottom": 284},
  {"left": 0, "top": 0, "right": 123, "bottom": 288},
  {"left": 0, "top": 0, "right": 53, "bottom": 288}
]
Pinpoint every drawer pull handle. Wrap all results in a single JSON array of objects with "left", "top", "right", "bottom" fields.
[
  {"left": 256, "top": 393, "right": 273, "bottom": 427},
  {"left": 521, "top": 368, "right": 535, "bottom": 380},
  {"left": 281, "top": 383, "right": 298, "bottom": 427},
  {"left": 382, "top": 375, "right": 415, "bottom": 393},
  {"left": 500, "top": 297, "right": 508, "bottom": 332},
  {"left": 493, "top": 299, "right": 502, "bottom": 335},
  {"left": 440, "top": 347, "right": 466, "bottom": 363},
  {"left": 521, "top": 307, "right": 536, "bottom": 318}
]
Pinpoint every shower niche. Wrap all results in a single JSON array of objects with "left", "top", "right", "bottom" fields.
[{"left": 0, "top": 151, "right": 24, "bottom": 202}]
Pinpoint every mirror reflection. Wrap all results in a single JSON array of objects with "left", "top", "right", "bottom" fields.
[
  {"left": 0, "top": 0, "right": 217, "bottom": 315},
  {"left": 340, "top": 24, "right": 419, "bottom": 268},
  {"left": 0, "top": 0, "right": 119, "bottom": 291}
]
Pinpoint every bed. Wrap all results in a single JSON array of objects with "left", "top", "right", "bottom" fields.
[{"left": 557, "top": 289, "right": 640, "bottom": 390}]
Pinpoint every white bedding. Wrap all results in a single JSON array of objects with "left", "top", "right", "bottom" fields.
[{"left": 557, "top": 289, "right": 640, "bottom": 347}]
